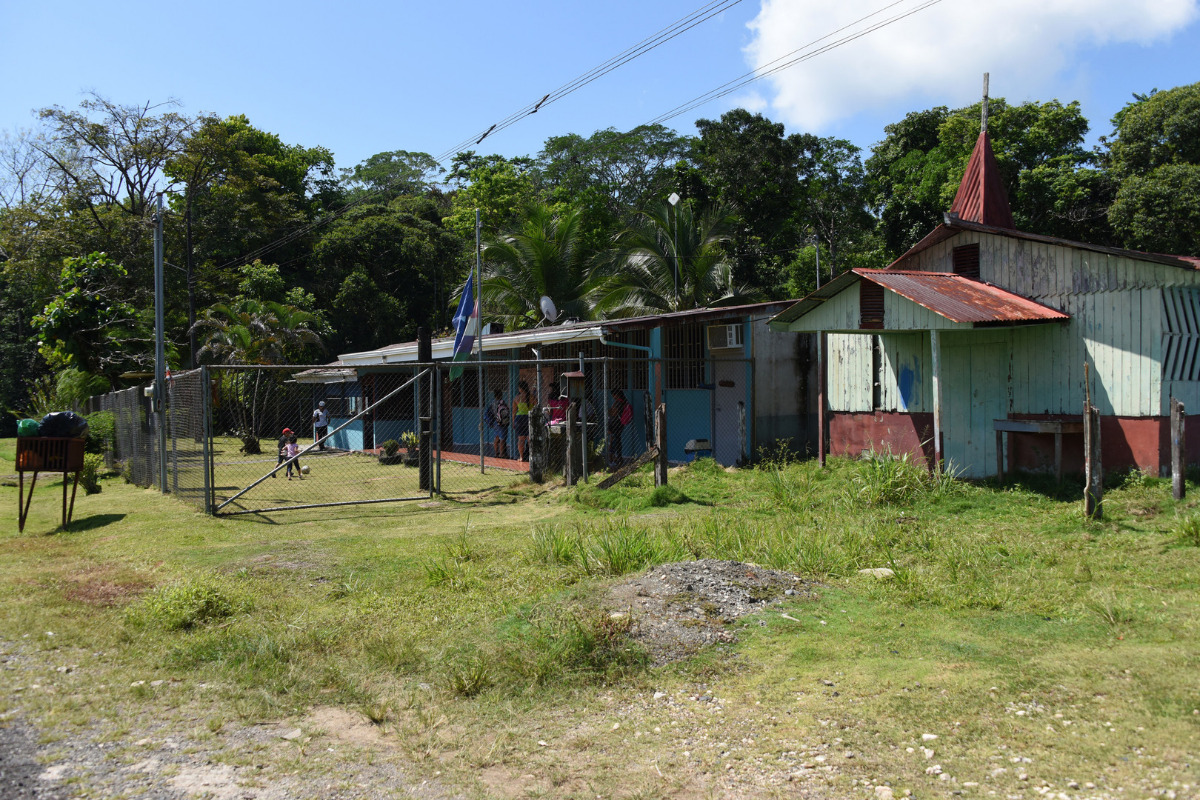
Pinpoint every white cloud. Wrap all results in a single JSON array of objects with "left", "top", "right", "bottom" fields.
[{"left": 744, "top": 0, "right": 1198, "bottom": 130}]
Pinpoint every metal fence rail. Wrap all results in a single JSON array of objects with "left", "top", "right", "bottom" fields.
[{"left": 85, "top": 354, "right": 756, "bottom": 518}]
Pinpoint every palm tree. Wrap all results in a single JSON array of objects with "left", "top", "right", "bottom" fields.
[
  {"left": 594, "top": 200, "right": 759, "bottom": 317},
  {"left": 478, "top": 203, "right": 602, "bottom": 328},
  {"left": 193, "top": 299, "right": 322, "bottom": 453}
]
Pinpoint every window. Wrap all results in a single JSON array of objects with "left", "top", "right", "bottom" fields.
[
  {"left": 1163, "top": 287, "right": 1200, "bottom": 381},
  {"left": 952, "top": 243, "right": 981, "bottom": 280},
  {"left": 665, "top": 323, "right": 704, "bottom": 389},
  {"left": 860, "top": 280, "right": 884, "bottom": 330}
]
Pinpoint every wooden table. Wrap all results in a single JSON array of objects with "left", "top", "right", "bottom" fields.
[{"left": 994, "top": 419, "right": 1084, "bottom": 482}]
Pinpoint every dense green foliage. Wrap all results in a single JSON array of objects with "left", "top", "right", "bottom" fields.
[{"left": 2, "top": 82, "right": 1196, "bottom": 420}]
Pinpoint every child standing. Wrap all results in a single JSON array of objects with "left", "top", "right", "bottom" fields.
[{"left": 284, "top": 435, "right": 304, "bottom": 480}]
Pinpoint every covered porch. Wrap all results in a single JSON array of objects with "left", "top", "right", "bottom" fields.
[{"left": 769, "top": 269, "right": 1070, "bottom": 477}]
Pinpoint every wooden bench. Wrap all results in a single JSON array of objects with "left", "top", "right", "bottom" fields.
[{"left": 994, "top": 419, "right": 1084, "bottom": 482}]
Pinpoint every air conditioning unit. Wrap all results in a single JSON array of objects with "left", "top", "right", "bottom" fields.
[{"left": 707, "top": 324, "right": 744, "bottom": 350}]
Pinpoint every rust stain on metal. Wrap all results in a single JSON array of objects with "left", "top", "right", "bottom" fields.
[{"left": 856, "top": 269, "right": 1070, "bottom": 324}]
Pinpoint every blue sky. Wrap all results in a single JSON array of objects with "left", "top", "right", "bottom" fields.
[{"left": 3, "top": 0, "right": 1198, "bottom": 176}]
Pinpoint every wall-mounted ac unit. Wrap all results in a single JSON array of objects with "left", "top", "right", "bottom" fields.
[{"left": 707, "top": 324, "right": 744, "bottom": 350}]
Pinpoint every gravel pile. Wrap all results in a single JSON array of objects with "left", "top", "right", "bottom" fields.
[{"left": 606, "top": 559, "right": 817, "bottom": 665}]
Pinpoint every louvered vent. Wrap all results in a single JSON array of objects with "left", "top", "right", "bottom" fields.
[
  {"left": 1163, "top": 287, "right": 1200, "bottom": 381},
  {"left": 952, "top": 243, "right": 981, "bottom": 280},
  {"left": 860, "top": 279, "right": 884, "bottom": 330}
]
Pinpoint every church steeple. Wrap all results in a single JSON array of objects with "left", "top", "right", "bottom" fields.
[{"left": 948, "top": 73, "right": 1015, "bottom": 230}]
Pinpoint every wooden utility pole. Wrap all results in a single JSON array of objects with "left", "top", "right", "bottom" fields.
[
  {"left": 528, "top": 406, "right": 545, "bottom": 483},
  {"left": 1172, "top": 397, "right": 1186, "bottom": 501}
]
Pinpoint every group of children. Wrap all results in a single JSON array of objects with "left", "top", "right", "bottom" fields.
[
  {"left": 485, "top": 381, "right": 632, "bottom": 467},
  {"left": 275, "top": 428, "right": 305, "bottom": 479}
]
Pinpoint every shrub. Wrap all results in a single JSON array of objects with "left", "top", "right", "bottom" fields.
[
  {"left": 85, "top": 411, "right": 115, "bottom": 455},
  {"left": 80, "top": 453, "right": 104, "bottom": 495},
  {"left": 126, "top": 577, "right": 245, "bottom": 631},
  {"left": 401, "top": 431, "right": 419, "bottom": 450},
  {"left": 381, "top": 439, "right": 401, "bottom": 457}
]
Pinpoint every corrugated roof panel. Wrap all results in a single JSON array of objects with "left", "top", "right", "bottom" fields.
[{"left": 859, "top": 270, "right": 1069, "bottom": 324}]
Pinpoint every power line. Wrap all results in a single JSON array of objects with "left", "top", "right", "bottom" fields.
[{"left": 212, "top": 0, "right": 744, "bottom": 274}]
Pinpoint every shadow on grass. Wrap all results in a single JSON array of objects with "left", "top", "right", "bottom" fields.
[
  {"left": 63, "top": 513, "right": 126, "bottom": 532},
  {"left": 991, "top": 470, "right": 1085, "bottom": 501}
]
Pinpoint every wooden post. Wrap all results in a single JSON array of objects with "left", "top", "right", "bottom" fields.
[
  {"left": 1172, "top": 397, "right": 1186, "bottom": 501},
  {"left": 654, "top": 403, "right": 667, "bottom": 487},
  {"left": 931, "top": 329, "right": 943, "bottom": 473},
  {"left": 565, "top": 402, "right": 578, "bottom": 487},
  {"left": 817, "top": 331, "right": 827, "bottom": 468},
  {"left": 1084, "top": 404, "right": 1103, "bottom": 519},
  {"left": 529, "top": 405, "right": 545, "bottom": 483}
]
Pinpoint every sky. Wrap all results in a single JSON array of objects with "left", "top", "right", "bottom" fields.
[{"left": 3, "top": 0, "right": 1199, "bottom": 176}]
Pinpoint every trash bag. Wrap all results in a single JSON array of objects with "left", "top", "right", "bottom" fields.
[
  {"left": 17, "top": 418, "right": 40, "bottom": 437},
  {"left": 39, "top": 411, "right": 89, "bottom": 439}
]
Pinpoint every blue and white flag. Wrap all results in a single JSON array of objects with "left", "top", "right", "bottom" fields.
[{"left": 449, "top": 272, "right": 479, "bottom": 380}]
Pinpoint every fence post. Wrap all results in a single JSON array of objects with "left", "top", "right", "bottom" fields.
[
  {"left": 435, "top": 365, "right": 442, "bottom": 494},
  {"left": 1172, "top": 397, "right": 1185, "bottom": 501},
  {"left": 201, "top": 366, "right": 213, "bottom": 514},
  {"left": 565, "top": 402, "right": 578, "bottom": 486},
  {"left": 602, "top": 358, "right": 609, "bottom": 468},
  {"left": 418, "top": 328, "right": 432, "bottom": 492},
  {"left": 1084, "top": 404, "right": 1103, "bottom": 519},
  {"left": 738, "top": 400, "right": 747, "bottom": 465},
  {"left": 655, "top": 403, "right": 667, "bottom": 487},
  {"left": 529, "top": 405, "right": 545, "bottom": 483}
]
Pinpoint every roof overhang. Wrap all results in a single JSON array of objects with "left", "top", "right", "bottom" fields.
[{"left": 769, "top": 269, "right": 1069, "bottom": 333}]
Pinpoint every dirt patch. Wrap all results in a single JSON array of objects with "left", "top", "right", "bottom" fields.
[
  {"left": 304, "top": 706, "right": 388, "bottom": 746},
  {"left": 606, "top": 559, "right": 817, "bottom": 665},
  {"left": 62, "top": 578, "right": 150, "bottom": 607}
]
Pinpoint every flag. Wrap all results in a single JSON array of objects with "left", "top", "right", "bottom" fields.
[{"left": 449, "top": 272, "right": 479, "bottom": 380}]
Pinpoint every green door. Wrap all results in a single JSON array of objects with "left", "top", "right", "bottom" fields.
[{"left": 941, "top": 333, "right": 1008, "bottom": 478}]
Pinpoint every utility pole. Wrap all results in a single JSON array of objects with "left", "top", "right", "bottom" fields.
[{"left": 153, "top": 194, "right": 168, "bottom": 493}]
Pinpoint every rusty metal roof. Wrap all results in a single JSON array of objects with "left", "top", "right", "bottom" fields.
[
  {"left": 859, "top": 270, "right": 1069, "bottom": 324},
  {"left": 769, "top": 269, "right": 1069, "bottom": 329},
  {"left": 949, "top": 132, "right": 1015, "bottom": 229}
]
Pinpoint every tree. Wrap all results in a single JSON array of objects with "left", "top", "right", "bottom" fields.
[
  {"left": 340, "top": 150, "right": 443, "bottom": 201},
  {"left": 32, "top": 252, "right": 149, "bottom": 382},
  {"left": 692, "top": 110, "right": 805, "bottom": 293},
  {"left": 866, "top": 99, "right": 1110, "bottom": 255},
  {"left": 537, "top": 125, "right": 691, "bottom": 249},
  {"left": 479, "top": 203, "right": 601, "bottom": 329},
  {"left": 795, "top": 135, "right": 874, "bottom": 275},
  {"left": 193, "top": 298, "right": 323, "bottom": 454},
  {"left": 314, "top": 195, "right": 460, "bottom": 350},
  {"left": 443, "top": 152, "right": 538, "bottom": 241},
  {"left": 1106, "top": 83, "right": 1200, "bottom": 255},
  {"left": 595, "top": 199, "right": 758, "bottom": 317}
]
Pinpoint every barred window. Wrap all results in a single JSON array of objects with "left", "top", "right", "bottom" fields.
[{"left": 665, "top": 323, "right": 704, "bottom": 389}]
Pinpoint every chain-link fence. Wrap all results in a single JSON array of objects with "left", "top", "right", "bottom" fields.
[{"left": 86, "top": 355, "right": 758, "bottom": 517}]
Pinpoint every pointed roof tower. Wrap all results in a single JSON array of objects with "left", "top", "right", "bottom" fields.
[{"left": 948, "top": 73, "right": 1015, "bottom": 230}]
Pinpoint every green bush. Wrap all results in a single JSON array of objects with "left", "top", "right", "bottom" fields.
[
  {"left": 126, "top": 577, "right": 246, "bottom": 631},
  {"left": 80, "top": 453, "right": 104, "bottom": 495},
  {"left": 85, "top": 411, "right": 115, "bottom": 455},
  {"left": 381, "top": 439, "right": 401, "bottom": 457}
]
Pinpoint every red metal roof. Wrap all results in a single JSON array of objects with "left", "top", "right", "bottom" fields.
[
  {"left": 857, "top": 270, "right": 1069, "bottom": 324},
  {"left": 949, "top": 132, "right": 1015, "bottom": 229}
]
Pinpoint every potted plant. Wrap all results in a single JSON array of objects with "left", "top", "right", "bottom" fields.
[
  {"left": 401, "top": 431, "right": 419, "bottom": 466},
  {"left": 379, "top": 439, "right": 403, "bottom": 465}
]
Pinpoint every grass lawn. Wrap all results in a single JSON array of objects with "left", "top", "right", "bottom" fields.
[{"left": 0, "top": 445, "right": 1197, "bottom": 799}]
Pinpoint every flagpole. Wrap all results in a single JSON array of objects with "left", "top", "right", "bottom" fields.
[{"left": 476, "top": 208, "right": 485, "bottom": 473}]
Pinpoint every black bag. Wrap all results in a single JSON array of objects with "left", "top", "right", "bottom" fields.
[{"left": 39, "top": 411, "right": 89, "bottom": 439}]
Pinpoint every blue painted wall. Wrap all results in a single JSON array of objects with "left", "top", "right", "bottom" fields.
[
  {"left": 327, "top": 418, "right": 364, "bottom": 451},
  {"left": 663, "top": 389, "right": 712, "bottom": 462}
]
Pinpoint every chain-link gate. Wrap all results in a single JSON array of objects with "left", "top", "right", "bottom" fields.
[{"left": 87, "top": 354, "right": 755, "bottom": 518}]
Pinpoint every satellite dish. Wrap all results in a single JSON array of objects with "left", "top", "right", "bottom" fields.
[{"left": 539, "top": 295, "right": 559, "bottom": 323}]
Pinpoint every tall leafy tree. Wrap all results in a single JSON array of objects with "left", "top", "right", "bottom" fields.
[
  {"left": 1106, "top": 83, "right": 1200, "bottom": 255},
  {"left": 866, "top": 99, "right": 1111, "bottom": 256},
  {"left": 443, "top": 152, "right": 538, "bottom": 242},
  {"left": 692, "top": 110, "right": 805, "bottom": 294},
  {"left": 340, "top": 150, "right": 443, "bottom": 201},
  {"left": 596, "top": 199, "right": 757, "bottom": 316}
]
